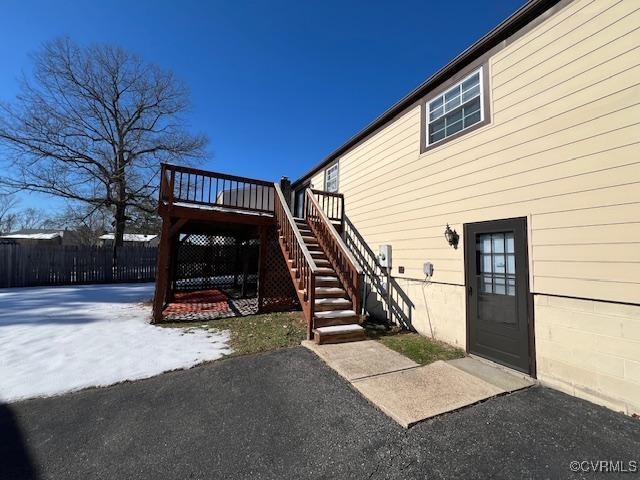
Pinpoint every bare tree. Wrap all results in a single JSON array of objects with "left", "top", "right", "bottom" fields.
[
  {"left": 0, "top": 193, "right": 19, "bottom": 233},
  {"left": 0, "top": 38, "right": 207, "bottom": 247},
  {"left": 17, "top": 207, "right": 46, "bottom": 230},
  {"left": 40, "top": 204, "right": 108, "bottom": 245}
]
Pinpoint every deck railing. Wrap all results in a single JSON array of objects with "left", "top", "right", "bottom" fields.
[
  {"left": 310, "top": 189, "right": 344, "bottom": 228},
  {"left": 306, "top": 189, "right": 362, "bottom": 314},
  {"left": 160, "top": 163, "right": 275, "bottom": 214},
  {"left": 274, "top": 183, "right": 318, "bottom": 338}
]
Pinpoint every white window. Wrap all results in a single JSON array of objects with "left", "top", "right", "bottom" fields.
[
  {"left": 427, "top": 67, "right": 484, "bottom": 146},
  {"left": 325, "top": 163, "right": 339, "bottom": 192}
]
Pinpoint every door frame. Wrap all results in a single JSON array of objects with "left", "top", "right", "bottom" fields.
[{"left": 463, "top": 217, "right": 536, "bottom": 378}]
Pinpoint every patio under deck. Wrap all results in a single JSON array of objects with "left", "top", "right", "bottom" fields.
[{"left": 152, "top": 164, "right": 298, "bottom": 323}]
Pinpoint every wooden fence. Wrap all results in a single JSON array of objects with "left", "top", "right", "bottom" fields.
[{"left": 0, "top": 244, "right": 158, "bottom": 288}]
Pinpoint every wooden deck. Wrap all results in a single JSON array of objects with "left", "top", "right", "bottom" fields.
[
  {"left": 152, "top": 163, "right": 364, "bottom": 344},
  {"left": 152, "top": 164, "right": 289, "bottom": 323},
  {"left": 158, "top": 163, "right": 277, "bottom": 227}
]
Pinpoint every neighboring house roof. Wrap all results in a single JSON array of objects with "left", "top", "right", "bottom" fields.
[
  {"left": 292, "top": 0, "right": 562, "bottom": 186},
  {"left": 99, "top": 233, "right": 158, "bottom": 242},
  {"left": 0, "top": 229, "right": 63, "bottom": 240}
]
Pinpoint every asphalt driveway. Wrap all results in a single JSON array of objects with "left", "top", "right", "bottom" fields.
[{"left": 1, "top": 347, "right": 638, "bottom": 479}]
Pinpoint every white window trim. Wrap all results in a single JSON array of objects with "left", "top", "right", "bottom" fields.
[
  {"left": 325, "top": 163, "right": 339, "bottom": 192},
  {"left": 426, "top": 66, "right": 484, "bottom": 148}
]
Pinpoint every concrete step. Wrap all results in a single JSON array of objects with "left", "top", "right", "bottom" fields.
[
  {"left": 315, "top": 286, "right": 347, "bottom": 298},
  {"left": 313, "top": 324, "right": 366, "bottom": 345}
]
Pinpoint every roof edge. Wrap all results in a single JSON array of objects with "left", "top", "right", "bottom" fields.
[{"left": 292, "top": 0, "right": 562, "bottom": 187}]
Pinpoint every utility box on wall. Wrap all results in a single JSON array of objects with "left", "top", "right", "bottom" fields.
[{"left": 378, "top": 244, "right": 392, "bottom": 269}]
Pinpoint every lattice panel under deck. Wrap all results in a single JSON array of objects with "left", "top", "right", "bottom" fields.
[
  {"left": 259, "top": 228, "right": 300, "bottom": 313},
  {"left": 173, "top": 234, "right": 258, "bottom": 292}
]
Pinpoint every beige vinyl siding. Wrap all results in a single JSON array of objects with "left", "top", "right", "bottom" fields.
[
  {"left": 322, "top": 0, "right": 639, "bottom": 306},
  {"left": 298, "top": 0, "right": 640, "bottom": 415},
  {"left": 311, "top": 170, "right": 324, "bottom": 191}
]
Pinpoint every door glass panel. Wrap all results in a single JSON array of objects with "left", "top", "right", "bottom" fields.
[
  {"left": 506, "top": 232, "right": 515, "bottom": 253},
  {"left": 477, "top": 232, "right": 515, "bottom": 297},
  {"left": 482, "top": 254, "right": 492, "bottom": 272},
  {"left": 482, "top": 275, "right": 492, "bottom": 293},
  {"left": 481, "top": 235, "right": 492, "bottom": 252},
  {"left": 492, "top": 233, "right": 504, "bottom": 253}
]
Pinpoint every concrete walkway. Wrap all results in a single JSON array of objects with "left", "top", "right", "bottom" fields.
[{"left": 303, "top": 340, "right": 535, "bottom": 427}]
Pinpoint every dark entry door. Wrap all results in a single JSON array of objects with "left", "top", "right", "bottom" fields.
[
  {"left": 464, "top": 217, "right": 532, "bottom": 374},
  {"left": 293, "top": 183, "right": 309, "bottom": 218}
]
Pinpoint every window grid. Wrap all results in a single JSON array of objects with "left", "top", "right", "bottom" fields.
[
  {"left": 477, "top": 232, "right": 516, "bottom": 297},
  {"left": 427, "top": 67, "right": 484, "bottom": 146},
  {"left": 325, "top": 164, "right": 338, "bottom": 193}
]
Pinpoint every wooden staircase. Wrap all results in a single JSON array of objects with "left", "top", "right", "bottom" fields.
[
  {"left": 273, "top": 183, "right": 365, "bottom": 344},
  {"left": 294, "top": 218, "right": 365, "bottom": 344}
]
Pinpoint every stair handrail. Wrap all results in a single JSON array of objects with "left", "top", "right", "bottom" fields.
[
  {"left": 274, "top": 183, "right": 318, "bottom": 338},
  {"left": 305, "top": 189, "right": 363, "bottom": 315}
]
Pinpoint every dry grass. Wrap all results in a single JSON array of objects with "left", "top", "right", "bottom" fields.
[
  {"left": 162, "top": 311, "right": 306, "bottom": 357},
  {"left": 367, "top": 328, "right": 464, "bottom": 365}
]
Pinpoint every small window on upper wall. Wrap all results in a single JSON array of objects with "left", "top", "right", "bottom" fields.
[
  {"left": 325, "top": 163, "right": 339, "bottom": 192},
  {"left": 427, "top": 67, "right": 484, "bottom": 146}
]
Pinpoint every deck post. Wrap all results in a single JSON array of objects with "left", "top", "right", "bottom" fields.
[
  {"left": 152, "top": 217, "right": 173, "bottom": 323},
  {"left": 233, "top": 236, "right": 240, "bottom": 287},
  {"left": 257, "top": 225, "right": 268, "bottom": 312},
  {"left": 241, "top": 243, "right": 249, "bottom": 298},
  {"left": 166, "top": 232, "right": 180, "bottom": 303}
]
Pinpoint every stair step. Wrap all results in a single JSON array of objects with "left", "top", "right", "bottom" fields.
[
  {"left": 315, "top": 267, "right": 335, "bottom": 275},
  {"left": 313, "top": 324, "right": 366, "bottom": 345},
  {"left": 314, "top": 309, "right": 359, "bottom": 328},
  {"left": 289, "top": 258, "right": 330, "bottom": 269},
  {"left": 314, "top": 297, "right": 352, "bottom": 309},
  {"left": 315, "top": 309, "right": 357, "bottom": 319},
  {"left": 316, "top": 275, "right": 339, "bottom": 286},
  {"left": 315, "top": 286, "right": 347, "bottom": 298}
]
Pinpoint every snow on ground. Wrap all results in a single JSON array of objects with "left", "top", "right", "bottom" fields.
[{"left": 0, "top": 283, "right": 231, "bottom": 403}]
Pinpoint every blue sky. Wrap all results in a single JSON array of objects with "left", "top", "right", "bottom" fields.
[{"left": 1, "top": 0, "right": 525, "bottom": 212}]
